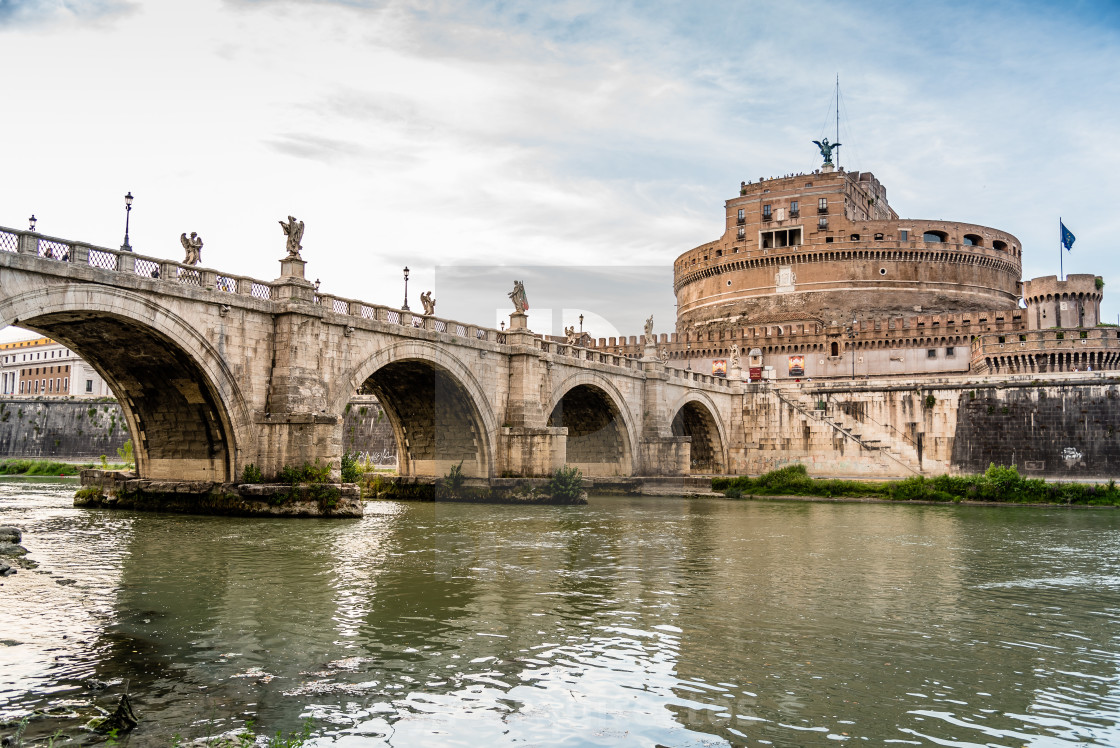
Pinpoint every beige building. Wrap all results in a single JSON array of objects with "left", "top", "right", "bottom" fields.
[{"left": 0, "top": 336, "right": 113, "bottom": 398}]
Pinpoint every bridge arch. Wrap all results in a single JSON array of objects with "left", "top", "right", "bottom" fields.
[
  {"left": 342, "top": 340, "right": 498, "bottom": 479},
  {"left": 546, "top": 372, "right": 637, "bottom": 477},
  {"left": 0, "top": 287, "right": 252, "bottom": 482},
  {"left": 668, "top": 391, "right": 728, "bottom": 474}
]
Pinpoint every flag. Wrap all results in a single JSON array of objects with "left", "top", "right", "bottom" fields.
[{"left": 1061, "top": 221, "right": 1076, "bottom": 251}]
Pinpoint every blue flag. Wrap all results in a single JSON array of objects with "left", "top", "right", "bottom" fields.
[{"left": 1061, "top": 221, "right": 1076, "bottom": 251}]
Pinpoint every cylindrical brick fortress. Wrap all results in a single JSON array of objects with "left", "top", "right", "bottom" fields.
[{"left": 674, "top": 168, "right": 1023, "bottom": 329}]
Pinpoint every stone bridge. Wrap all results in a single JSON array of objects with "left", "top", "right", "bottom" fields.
[{"left": 0, "top": 226, "right": 743, "bottom": 482}]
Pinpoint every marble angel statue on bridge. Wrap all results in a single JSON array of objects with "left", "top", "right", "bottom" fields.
[
  {"left": 420, "top": 291, "right": 436, "bottom": 316},
  {"left": 279, "top": 215, "right": 305, "bottom": 260},
  {"left": 180, "top": 232, "right": 203, "bottom": 266}
]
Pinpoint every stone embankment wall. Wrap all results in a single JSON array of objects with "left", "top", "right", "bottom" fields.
[
  {"left": 0, "top": 396, "right": 400, "bottom": 465},
  {"left": 341, "top": 396, "right": 398, "bottom": 467},
  {"left": 747, "top": 374, "right": 1120, "bottom": 480},
  {"left": 0, "top": 399, "right": 128, "bottom": 460}
]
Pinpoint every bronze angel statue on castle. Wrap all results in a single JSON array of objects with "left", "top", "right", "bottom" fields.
[{"left": 812, "top": 137, "right": 841, "bottom": 166}]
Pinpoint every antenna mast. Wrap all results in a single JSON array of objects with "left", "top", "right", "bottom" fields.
[{"left": 835, "top": 75, "right": 840, "bottom": 169}]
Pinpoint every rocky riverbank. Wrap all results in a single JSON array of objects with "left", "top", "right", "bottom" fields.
[
  {"left": 0, "top": 525, "right": 31, "bottom": 576},
  {"left": 75, "top": 470, "right": 363, "bottom": 518}
]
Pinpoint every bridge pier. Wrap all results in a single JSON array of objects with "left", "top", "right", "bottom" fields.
[
  {"left": 638, "top": 344, "right": 691, "bottom": 475},
  {"left": 501, "top": 313, "right": 567, "bottom": 477},
  {"left": 253, "top": 260, "right": 343, "bottom": 478}
]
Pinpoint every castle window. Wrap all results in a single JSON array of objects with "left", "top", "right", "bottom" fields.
[
  {"left": 737, "top": 208, "right": 745, "bottom": 224},
  {"left": 963, "top": 234, "right": 982, "bottom": 246},
  {"left": 874, "top": 233, "right": 884, "bottom": 240},
  {"left": 86, "top": 380, "right": 93, "bottom": 393},
  {"left": 899, "top": 229, "right": 909, "bottom": 241},
  {"left": 716, "top": 249, "right": 722, "bottom": 257},
  {"left": 850, "top": 234, "right": 860, "bottom": 241},
  {"left": 826, "top": 236, "right": 834, "bottom": 243},
  {"left": 946, "top": 347, "right": 955, "bottom": 357},
  {"left": 790, "top": 200, "right": 799, "bottom": 215},
  {"left": 993, "top": 240, "right": 1008, "bottom": 251},
  {"left": 830, "top": 341, "right": 839, "bottom": 357},
  {"left": 818, "top": 198, "right": 828, "bottom": 213},
  {"left": 819, "top": 217, "right": 829, "bottom": 229},
  {"left": 737, "top": 227, "right": 745, "bottom": 240},
  {"left": 923, "top": 231, "right": 947, "bottom": 243},
  {"left": 762, "top": 204, "right": 772, "bottom": 220},
  {"left": 927, "top": 349, "right": 937, "bottom": 358}
]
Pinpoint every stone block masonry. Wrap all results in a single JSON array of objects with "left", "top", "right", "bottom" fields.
[{"left": 0, "top": 399, "right": 128, "bottom": 460}]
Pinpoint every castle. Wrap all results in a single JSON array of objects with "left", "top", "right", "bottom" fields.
[{"left": 583, "top": 155, "right": 1116, "bottom": 380}]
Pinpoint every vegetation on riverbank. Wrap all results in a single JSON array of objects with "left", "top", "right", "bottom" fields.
[
  {"left": 0, "top": 458, "right": 126, "bottom": 476},
  {"left": 713, "top": 463, "right": 1120, "bottom": 506}
]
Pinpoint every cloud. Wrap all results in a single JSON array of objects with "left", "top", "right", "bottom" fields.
[{"left": 0, "top": 0, "right": 134, "bottom": 26}]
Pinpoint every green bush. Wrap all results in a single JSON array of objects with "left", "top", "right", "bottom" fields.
[
  {"left": 340, "top": 451, "right": 361, "bottom": 483},
  {"left": 547, "top": 465, "right": 585, "bottom": 502},
  {"left": 241, "top": 463, "right": 264, "bottom": 483},
  {"left": 116, "top": 439, "right": 134, "bottom": 469},
  {"left": 437, "top": 460, "right": 466, "bottom": 498}
]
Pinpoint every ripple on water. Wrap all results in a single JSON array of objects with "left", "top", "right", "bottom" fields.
[{"left": 4, "top": 489, "right": 1120, "bottom": 746}]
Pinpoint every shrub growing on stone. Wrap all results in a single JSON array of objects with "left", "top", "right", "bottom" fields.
[
  {"left": 340, "top": 451, "right": 361, "bottom": 483},
  {"left": 241, "top": 463, "right": 264, "bottom": 484},
  {"left": 547, "top": 466, "right": 584, "bottom": 502}
]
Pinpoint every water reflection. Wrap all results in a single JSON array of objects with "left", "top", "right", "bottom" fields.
[{"left": 3, "top": 484, "right": 1120, "bottom": 746}]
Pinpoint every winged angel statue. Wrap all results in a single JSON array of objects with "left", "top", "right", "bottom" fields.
[
  {"left": 180, "top": 232, "right": 203, "bottom": 266},
  {"left": 279, "top": 215, "right": 305, "bottom": 260}
]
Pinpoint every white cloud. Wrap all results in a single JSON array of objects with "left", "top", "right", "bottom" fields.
[{"left": 1, "top": 0, "right": 1119, "bottom": 332}]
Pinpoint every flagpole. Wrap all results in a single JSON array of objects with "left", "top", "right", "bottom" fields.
[{"left": 1060, "top": 217, "right": 1063, "bottom": 281}]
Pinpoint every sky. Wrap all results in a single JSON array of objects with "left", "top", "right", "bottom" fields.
[{"left": 2, "top": 0, "right": 1119, "bottom": 342}]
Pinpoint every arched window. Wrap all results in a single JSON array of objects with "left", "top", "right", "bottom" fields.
[
  {"left": 963, "top": 234, "right": 982, "bottom": 246},
  {"left": 992, "top": 240, "right": 1008, "bottom": 251},
  {"left": 923, "top": 231, "right": 948, "bottom": 243},
  {"left": 830, "top": 341, "right": 839, "bottom": 357}
]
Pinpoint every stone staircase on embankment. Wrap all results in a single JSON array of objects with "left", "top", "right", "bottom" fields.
[{"left": 771, "top": 387, "right": 926, "bottom": 476}]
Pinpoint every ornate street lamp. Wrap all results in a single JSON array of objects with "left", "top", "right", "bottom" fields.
[
  {"left": 120, "top": 192, "right": 134, "bottom": 252},
  {"left": 28, "top": 215, "right": 36, "bottom": 232},
  {"left": 402, "top": 266, "right": 410, "bottom": 311}
]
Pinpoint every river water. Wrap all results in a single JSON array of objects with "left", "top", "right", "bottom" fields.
[{"left": 4, "top": 479, "right": 1120, "bottom": 746}]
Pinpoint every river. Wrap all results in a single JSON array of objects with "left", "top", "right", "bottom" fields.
[{"left": 3, "top": 479, "right": 1120, "bottom": 746}]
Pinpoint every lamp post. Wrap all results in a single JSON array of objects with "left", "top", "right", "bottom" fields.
[
  {"left": 120, "top": 192, "right": 133, "bottom": 252},
  {"left": 401, "top": 266, "right": 410, "bottom": 311},
  {"left": 686, "top": 343, "right": 692, "bottom": 370},
  {"left": 579, "top": 314, "right": 584, "bottom": 345},
  {"left": 28, "top": 215, "right": 36, "bottom": 232}
]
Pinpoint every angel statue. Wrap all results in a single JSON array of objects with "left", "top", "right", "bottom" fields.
[
  {"left": 420, "top": 291, "right": 436, "bottom": 316},
  {"left": 730, "top": 343, "right": 741, "bottom": 369},
  {"left": 659, "top": 347, "right": 669, "bottom": 364},
  {"left": 812, "top": 137, "right": 841, "bottom": 166},
  {"left": 180, "top": 231, "right": 203, "bottom": 266},
  {"left": 564, "top": 325, "right": 578, "bottom": 345},
  {"left": 643, "top": 315, "right": 654, "bottom": 338},
  {"left": 509, "top": 280, "right": 529, "bottom": 313},
  {"left": 279, "top": 215, "right": 305, "bottom": 259}
]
